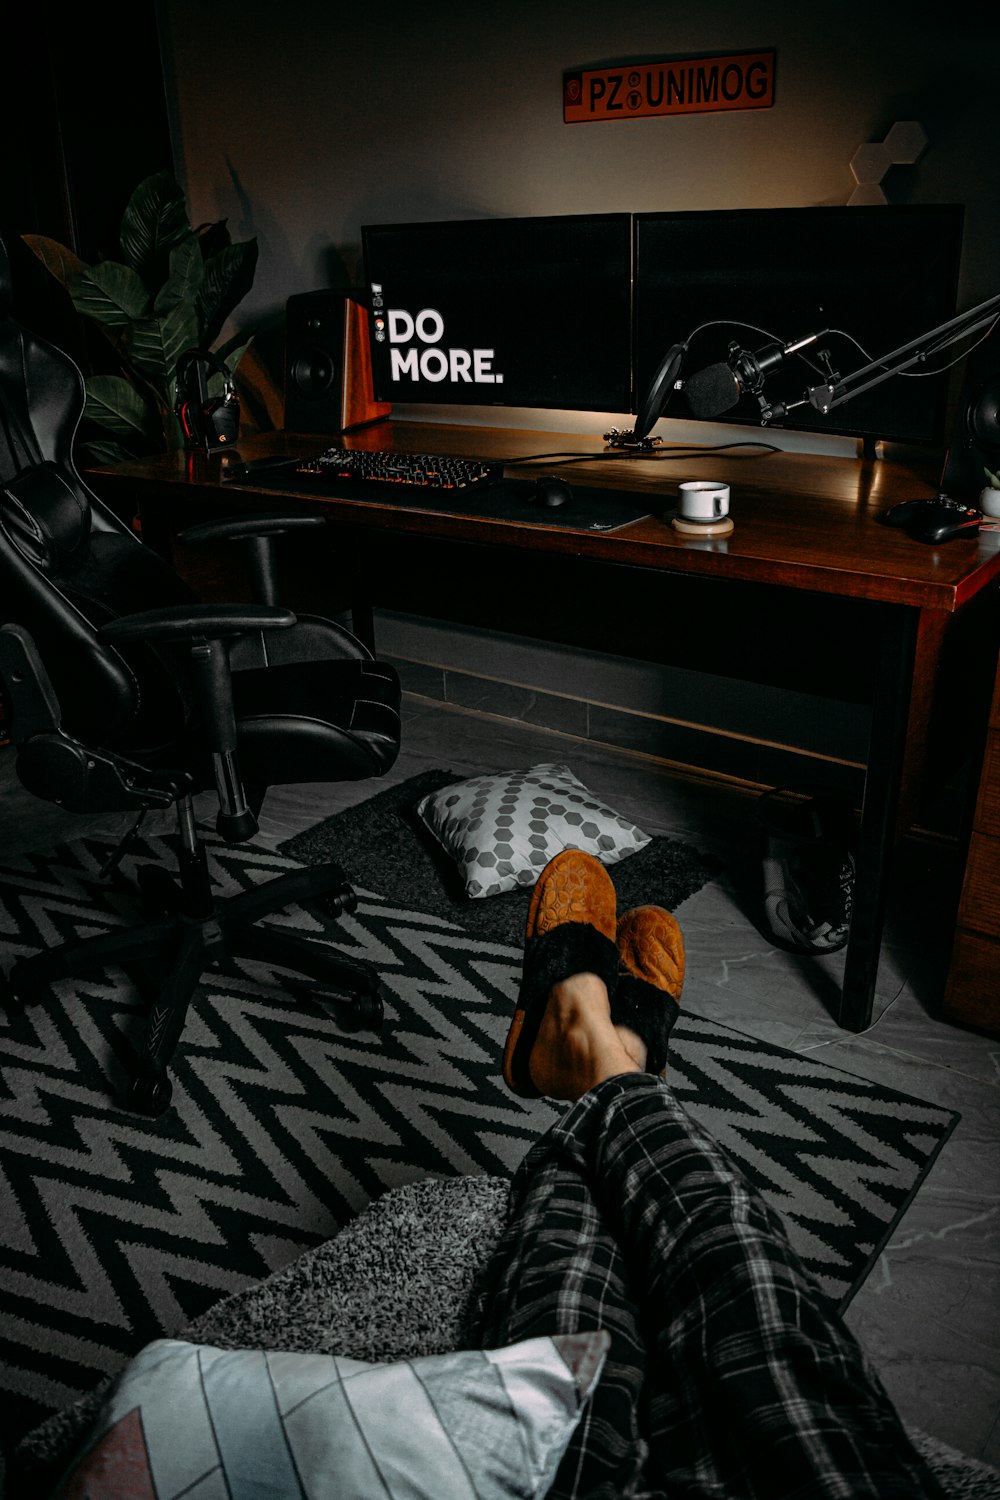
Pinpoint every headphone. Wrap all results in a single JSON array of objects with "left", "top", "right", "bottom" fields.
[{"left": 175, "top": 349, "right": 240, "bottom": 451}]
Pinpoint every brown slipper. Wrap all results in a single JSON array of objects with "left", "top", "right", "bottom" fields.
[
  {"left": 612, "top": 906, "right": 685, "bottom": 1075},
  {"left": 502, "top": 849, "right": 619, "bottom": 1098}
]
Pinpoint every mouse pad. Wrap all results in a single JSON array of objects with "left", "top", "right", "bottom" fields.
[{"left": 233, "top": 466, "right": 652, "bottom": 533}]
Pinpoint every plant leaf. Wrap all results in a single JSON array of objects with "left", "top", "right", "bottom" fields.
[
  {"left": 70, "top": 261, "right": 149, "bottom": 327},
  {"left": 194, "top": 219, "right": 233, "bottom": 260},
  {"left": 83, "top": 376, "right": 161, "bottom": 442},
  {"left": 119, "top": 172, "right": 192, "bottom": 287},
  {"left": 154, "top": 238, "right": 204, "bottom": 314},
  {"left": 215, "top": 336, "right": 252, "bottom": 370},
  {"left": 20, "top": 235, "right": 89, "bottom": 292},
  {"left": 197, "top": 239, "right": 259, "bottom": 346},
  {"left": 127, "top": 302, "right": 201, "bottom": 391}
]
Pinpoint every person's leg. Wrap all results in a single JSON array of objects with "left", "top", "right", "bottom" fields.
[
  {"left": 474, "top": 1116, "right": 650, "bottom": 1500},
  {"left": 479, "top": 954, "right": 653, "bottom": 1499},
  {"left": 542, "top": 1073, "right": 944, "bottom": 1500},
  {"left": 480, "top": 854, "right": 942, "bottom": 1499}
]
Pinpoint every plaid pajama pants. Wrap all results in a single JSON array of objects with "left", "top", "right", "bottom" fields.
[{"left": 473, "top": 1073, "right": 943, "bottom": 1500}]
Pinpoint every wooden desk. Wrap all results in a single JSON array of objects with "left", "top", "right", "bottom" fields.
[
  {"left": 944, "top": 646, "right": 1000, "bottom": 1032},
  {"left": 90, "top": 422, "right": 1000, "bottom": 1033}
]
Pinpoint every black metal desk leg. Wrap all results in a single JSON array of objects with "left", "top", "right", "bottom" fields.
[{"left": 838, "top": 605, "right": 919, "bottom": 1032}]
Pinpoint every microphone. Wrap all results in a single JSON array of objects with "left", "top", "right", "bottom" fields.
[{"left": 683, "top": 331, "right": 827, "bottom": 420}]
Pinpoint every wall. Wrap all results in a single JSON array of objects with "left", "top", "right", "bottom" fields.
[
  {"left": 154, "top": 0, "right": 999, "bottom": 795},
  {"left": 157, "top": 0, "right": 997, "bottom": 316}
]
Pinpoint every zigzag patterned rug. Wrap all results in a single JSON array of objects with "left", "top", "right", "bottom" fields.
[{"left": 0, "top": 826, "right": 957, "bottom": 1459}]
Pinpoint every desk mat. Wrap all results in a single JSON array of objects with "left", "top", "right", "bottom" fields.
[{"left": 229, "top": 461, "right": 653, "bottom": 533}]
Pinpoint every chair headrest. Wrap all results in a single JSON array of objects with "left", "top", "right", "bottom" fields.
[{"left": 1, "top": 462, "right": 91, "bottom": 572}]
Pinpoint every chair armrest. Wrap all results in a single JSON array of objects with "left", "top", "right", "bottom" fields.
[
  {"left": 179, "top": 513, "right": 327, "bottom": 608},
  {"left": 179, "top": 512, "right": 326, "bottom": 544},
  {"left": 100, "top": 603, "right": 296, "bottom": 644},
  {"left": 102, "top": 605, "right": 295, "bottom": 842}
]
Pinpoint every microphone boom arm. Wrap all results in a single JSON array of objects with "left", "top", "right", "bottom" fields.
[{"left": 796, "top": 292, "right": 1000, "bottom": 417}]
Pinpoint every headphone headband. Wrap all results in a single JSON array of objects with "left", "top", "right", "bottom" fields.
[
  {"left": 175, "top": 348, "right": 239, "bottom": 450},
  {"left": 176, "top": 348, "right": 236, "bottom": 399}
]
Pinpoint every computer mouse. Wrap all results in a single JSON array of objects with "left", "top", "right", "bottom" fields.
[
  {"left": 881, "top": 496, "right": 982, "bottom": 543},
  {"left": 529, "top": 477, "right": 574, "bottom": 508}
]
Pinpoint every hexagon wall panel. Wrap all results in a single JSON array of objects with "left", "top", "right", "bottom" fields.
[{"left": 849, "top": 121, "right": 927, "bottom": 204}]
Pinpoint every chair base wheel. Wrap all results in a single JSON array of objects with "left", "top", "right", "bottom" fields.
[
  {"left": 316, "top": 982, "right": 385, "bottom": 1032},
  {"left": 352, "top": 984, "right": 384, "bottom": 1032},
  {"left": 316, "top": 882, "right": 358, "bottom": 918},
  {"left": 125, "top": 1072, "right": 173, "bottom": 1118}
]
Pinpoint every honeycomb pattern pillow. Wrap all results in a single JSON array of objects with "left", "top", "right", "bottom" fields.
[
  {"left": 53, "top": 1332, "right": 609, "bottom": 1500},
  {"left": 416, "top": 762, "right": 651, "bottom": 899}
]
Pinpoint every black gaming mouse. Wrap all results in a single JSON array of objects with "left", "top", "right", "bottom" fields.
[
  {"left": 528, "top": 477, "right": 574, "bottom": 508},
  {"left": 881, "top": 497, "right": 982, "bottom": 543}
]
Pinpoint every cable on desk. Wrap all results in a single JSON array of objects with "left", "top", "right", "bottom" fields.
[{"left": 502, "top": 440, "right": 782, "bottom": 467}]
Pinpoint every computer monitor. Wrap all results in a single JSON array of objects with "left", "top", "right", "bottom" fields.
[
  {"left": 361, "top": 213, "right": 633, "bottom": 413},
  {"left": 633, "top": 205, "right": 965, "bottom": 446}
]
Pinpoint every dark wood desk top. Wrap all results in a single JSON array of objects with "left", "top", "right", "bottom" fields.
[{"left": 91, "top": 422, "right": 1000, "bottom": 615}]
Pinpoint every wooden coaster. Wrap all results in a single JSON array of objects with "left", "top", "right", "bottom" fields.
[{"left": 671, "top": 514, "right": 735, "bottom": 537}]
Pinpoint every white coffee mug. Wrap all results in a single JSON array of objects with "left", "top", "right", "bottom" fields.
[{"left": 678, "top": 480, "right": 730, "bottom": 521}]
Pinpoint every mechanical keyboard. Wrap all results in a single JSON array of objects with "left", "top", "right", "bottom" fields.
[
  {"left": 294, "top": 447, "right": 504, "bottom": 490},
  {"left": 226, "top": 448, "right": 653, "bottom": 533}
]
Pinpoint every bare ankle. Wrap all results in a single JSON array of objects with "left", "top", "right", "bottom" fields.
[{"left": 529, "top": 973, "right": 643, "bottom": 1100}]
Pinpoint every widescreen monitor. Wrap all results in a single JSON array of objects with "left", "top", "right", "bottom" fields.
[
  {"left": 634, "top": 205, "right": 965, "bottom": 446},
  {"left": 362, "top": 213, "right": 633, "bottom": 413}
]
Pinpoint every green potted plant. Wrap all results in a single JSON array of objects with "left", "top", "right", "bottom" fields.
[
  {"left": 23, "top": 172, "right": 258, "bottom": 463},
  {"left": 981, "top": 466, "right": 1000, "bottom": 519}
]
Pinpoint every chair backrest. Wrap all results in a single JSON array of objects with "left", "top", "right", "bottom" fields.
[
  {"left": 0, "top": 243, "right": 86, "bottom": 486},
  {"left": 0, "top": 236, "right": 195, "bottom": 753}
]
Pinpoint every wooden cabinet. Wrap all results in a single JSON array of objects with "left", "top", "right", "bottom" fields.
[{"left": 944, "top": 651, "right": 1000, "bottom": 1031}]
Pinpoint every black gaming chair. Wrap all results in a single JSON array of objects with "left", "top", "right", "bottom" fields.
[{"left": 0, "top": 235, "right": 401, "bottom": 1116}]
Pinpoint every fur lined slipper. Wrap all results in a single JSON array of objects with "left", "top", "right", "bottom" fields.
[
  {"left": 612, "top": 906, "right": 685, "bottom": 1075},
  {"left": 502, "top": 849, "right": 620, "bottom": 1098}
]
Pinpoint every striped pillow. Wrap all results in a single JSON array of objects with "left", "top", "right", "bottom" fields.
[{"left": 53, "top": 1332, "right": 609, "bottom": 1500}]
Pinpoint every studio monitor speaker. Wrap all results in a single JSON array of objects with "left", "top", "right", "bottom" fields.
[
  {"left": 940, "top": 329, "right": 1000, "bottom": 503},
  {"left": 284, "top": 291, "right": 390, "bottom": 434}
]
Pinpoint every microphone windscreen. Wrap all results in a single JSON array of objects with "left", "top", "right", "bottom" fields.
[
  {"left": 634, "top": 342, "right": 687, "bottom": 439},
  {"left": 684, "top": 363, "right": 741, "bottom": 419}
]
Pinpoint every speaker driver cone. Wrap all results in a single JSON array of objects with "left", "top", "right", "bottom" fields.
[
  {"left": 969, "top": 377, "right": 1000, "bottom": 450},
  {"left": 292, "top": 346, "right": 336, "bottom": 398}
]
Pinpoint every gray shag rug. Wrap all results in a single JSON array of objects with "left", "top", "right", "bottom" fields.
[{"left": 12, "top": 1176, "right": 1000, "bottom": 1500}]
